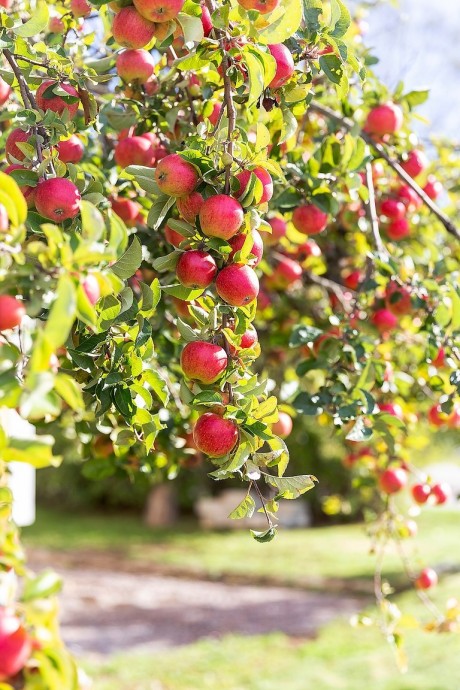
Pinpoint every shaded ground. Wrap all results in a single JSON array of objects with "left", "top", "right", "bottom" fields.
[{"left": 29, "top": 549, "right": 364, "bottom": 656}]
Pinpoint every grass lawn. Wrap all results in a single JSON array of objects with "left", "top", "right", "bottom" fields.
[
  {"left": 83, "top": 573, "right": 460, "bottom": 690},
  {"left": 23, "top": 507, "right": 460, "bottom": 587}
]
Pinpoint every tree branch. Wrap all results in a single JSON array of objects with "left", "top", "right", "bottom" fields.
[
  {"left": 365, "top": 161, "right": 387, "bottom": 255},
  {"left": 309, "top": 101, "right": 460, "bottom": 240}
]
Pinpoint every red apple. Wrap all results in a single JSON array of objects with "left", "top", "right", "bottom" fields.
[
  {"left": 215, "top": 263, "right": 259, "bottom": 306},
  {"left": 110, "top": 196, "right": 141, "bottom": 227},
  {"left": 115, "top": 136, "right": 154, "bottom": 168},
  {"left": 235, "top": 167, "right": 273, "bottom": 204},
  {"left": 432, "top": 347, "right": 446, "bottom": 368},
  {"left": 379, "top": 198, "right": 406, "bottom": 221},
  {"left": 272, "top": 411, "right": 293, "bottom": 438},
  {"left": 427, "top": 403, "right": 451, "bottom": 428},
  {"left": 57, "top": 135, "right": 84, "bottom": 163},
  {"left": 379, "top": 402, "right": 404, "bottom": 420},
  {"left": 5, "top": 129, "right": 31, "bottom": 163},
  {"left": 176, "top": 250, "right": 217, "bottom": 288},
  {"left": 411, "top": 483, "right": 431, "bottom": 504},
  {"left": 312, "top": 328, "right": 341, "bottom": 356},
  {"left": 423, "top": 175, "right": 443, "bottom": 201},
  {"left": 364, "top": 102, "right": 403, "bottom": 136},
  {"left": 164, "top": 222, "right": 186, "bottom": 247},
  {"left": 237, "top": 0, "right": 279, "bottom": 12},
  {"left": 49, "top": 16, "right": 65, "bottom": 33},
  {"left": 155, "top": 154, "right": 199, "bottom": 197},
  {"left": 237, "top": 325, "right": 258, "bottom": 350},
  {"left": 400, "top": 149, "right": 428, "bottom": 179},
  {"left": 116, "top": 49, "right": 156, "bottom": 82},
  {"left": 343, "top": 270, "right": 362, "bottom": 290},
  {"left": 193, "top": 412, "right": 238, "bottom": 458},
  {"left": 70, "top": 0, "right": 92, "bottom": 18},
  {"left": 200, "top": 1, "right": 212, "bottom": 35},
  {"left": 228, "top": 229, "right": 263, "bottom": 266},
  {"left": 0, "top": 76, "right": 11, "bottom": 106},
  {"left": 203, "top": 102, "right": 222, "bottom": 127},
  {"left": 112, "top": 7, "right": 157, "bottom": 49},
  {"left": 144, "top": 75, "right": 160, "bottom": 96},
  {"left": 268, "top": 256, "right": 302, "bottom": 288},
  {"left": 431, "top": 482, "right": 452, "bottom": 505},
  {"left": 176, "top": 192, "right": 204, "bottom": 223},
  {"left": 82, "top": 274, "right": 100, "bottom": 305},
  {"left": 371, "top": 308, "right": 398, "bottom": 333},
  {"left": 396, "top": 184, "right": 423, "bottom": 211},
  {"left": 292, "top": 204, "right": 328, "bottom": 235},
  {"left": 0, "top": 609, "right": 32, "bottom": 681},
  {"left": 378, "top": 466, "right": 408, "bottom": 494},
  {"left": 385, "top": 280, "right": 411, "bottom": 316},
  {"left": 133, "top": 0, "right": 184, "bottom": 22},
  {"left": 199, "top": 195, "right": 244, "bottom": 240},
  {"left": 181, "top": 341, "right": 228, "bottom": 384},
  {"left": 0, "top": 295, "right": 25, "bottom": 331},
  {"left": 294, "top": 239, "right": 321, "bottom": 259},
  {"left": 268, "top": 44, "right": 295, "bottom": 88},
  {"left": 264, "top": 216, "right": 287, "bottom": 245},
  {"left": 415, "top": 567, "right": 438, "bottom": 590},
  {"left": 36, "top": 80, "right": 80, "bottom": 119},
  {"left": 35, "top": 178, "right": 81, "bottom": 222},
  {"left": 385, "top": 217, "right": 410, "bottom": 241}
]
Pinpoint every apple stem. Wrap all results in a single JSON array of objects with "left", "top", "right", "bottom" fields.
[{"left": 310, "top": 101, "right": 460, "bottom": 241}]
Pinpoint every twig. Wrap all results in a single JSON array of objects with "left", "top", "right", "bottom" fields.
[
  {"left": 3, "top": 49, "right": 50, "bottom": 171},
  {"left": 219, "top": 41, "right": 237, "bottom": 195},
  {"left": 252, "top": 479, "right": 273, "bottom": 530},
  {"left": 365, "top": 162, "right": 386, "bottom": 255},
  {"left": 309, "top": 101, "right": 460, "bottom": 240},
  {"left": 305, "top": 270, "right": 355, "bottom": 310}
]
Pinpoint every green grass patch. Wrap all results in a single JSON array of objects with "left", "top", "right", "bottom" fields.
[
  {"left": 83, "top": 574, "right": 460, "bottom": 690},
  {"left": 23, "top": 507, "right": 460, "bottom": 586}
]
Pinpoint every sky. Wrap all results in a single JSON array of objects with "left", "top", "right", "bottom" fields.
[{"left": 354, "top": 0, "right": 460, "bottom": 138}]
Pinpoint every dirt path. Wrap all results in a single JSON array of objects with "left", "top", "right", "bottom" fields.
[{"left": 28, "top": 552, "right": 365, "bottom": 656}]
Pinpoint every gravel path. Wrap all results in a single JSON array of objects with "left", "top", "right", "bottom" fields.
[{"left": 41, "top": 564, "right": 364, "bottom": 656}]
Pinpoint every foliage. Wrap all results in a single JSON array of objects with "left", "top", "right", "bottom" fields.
[{"left": 0, "top": 0, "right": 459, "bottom": 682}]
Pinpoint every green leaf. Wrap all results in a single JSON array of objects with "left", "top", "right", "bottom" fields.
[
  {"left": 22, "top": 570, "right": 62, "bottom": 602},
  {"left": 229, "top": 494, "right": 256, "bottom": 520},
  {"left": 290, "top": 324, "right": 323, "bottom": 347},
  {"left": 177, "top": 317, "right": 198, "bottom": 342},
  {"left": 251, "top": 527, "right": 277, "bottom": 542},
  {"left": 152, "top": 251, "right": 181, "bottom": 272},
  {"left": 14, "top": 1, "right": 49, "bottom": 37},
  {"left": 263, "top": 473, "right": 317, "bottom": 499},
  {"left": 259, "top": 0, "right": 302, "bottom": 44},
  {"left": 293, "top": 392, "right": 322, "bottom": 415},
  {"left": 111, "top": 236, "right": 142, "bottom": 279},
  {"left": 177, "top": 12, "right": 204, "bottom": 43},
  {"left": 346, "top": 416, "right": 373, "bottom": 442},
  {"left": 244, "top": 49, "right": 266, "bottom": 106},
  {"left": 124, "top": 166, "right": 158, "bottom": 194},
  {"left": 144, "top": 369, "right": 170, "bottom": 406},
  {"left": 303, "top": 0, "right": 322, "bottom": 32},
  {"left": 3, "top": 436, "right": 61, "bottom": 469},
  {"left": 54, "top": 373, "right": 84, "bottom": 411},
  {"left": 329, "top": 0, "right": 351, "bottom": 38},
  {"left": 162, "top": 284, "right": 204, "bottom": 300},
  {"left": 44, "top": 275, "right": 77, "bottom": 350},
  {"left": 80, "top": 200, "right": 105, "bottom": 242},
  {"left": 147, "top": 195, "right": 175, "bottom": 230}
]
